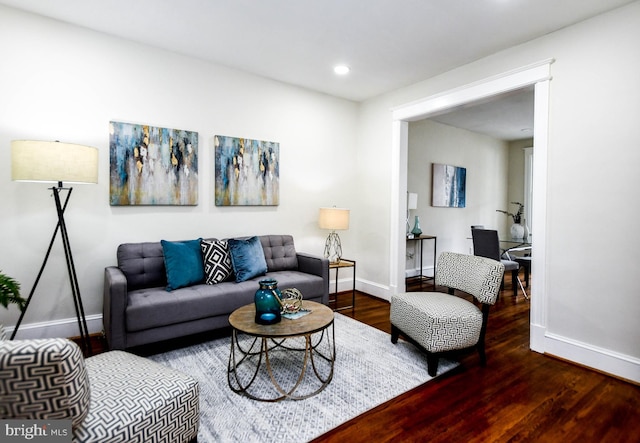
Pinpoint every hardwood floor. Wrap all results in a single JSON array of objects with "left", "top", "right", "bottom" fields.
[
  {"left": 320, "top": 278, "right": 640, "bottom": 443},
  {"left": 81, "top": 276, "right": 639, "bottom": 442}
]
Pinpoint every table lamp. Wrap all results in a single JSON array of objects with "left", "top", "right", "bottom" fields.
[
  {"left": 11, "top": 140, "right": 98, "bottom": 355},
  {"left": 318, "top": 207, "right": 350, "bottom": 263},
  {"left": 407, "top": 192, "right": 418, "bottom": 237}
]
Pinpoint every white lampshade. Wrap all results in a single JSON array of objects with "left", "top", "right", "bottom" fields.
[
  {"left": 11, "top": 140, "right": 98, "bottom": 184},
  {"left": 407, "top": 192, "right": 418, "bottom": 210},
  {"left": 318, "top": 207, "right": 350, "bottom": 230}
]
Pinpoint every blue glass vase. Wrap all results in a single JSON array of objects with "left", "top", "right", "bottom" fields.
[
  {"left": 411, "top": 215, "right": 422, "bottom": 236},
  {"left": 254, "top": 279, "right": 282, "bottom": 325}
]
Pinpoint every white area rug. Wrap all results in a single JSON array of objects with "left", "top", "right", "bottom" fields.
[{"left": 148, "top": 313, "right": 457, "bottom": 442}]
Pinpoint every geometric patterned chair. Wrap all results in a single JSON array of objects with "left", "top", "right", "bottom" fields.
[
  {"left": 0, "top": 334, "right": 199, "bottom": 443},
  {"left": 390, "top": 252, "right": 505, "bottom": 376}
]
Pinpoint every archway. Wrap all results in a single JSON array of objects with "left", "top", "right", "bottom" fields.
[{"left": 390, "top": 60, "right": 553, "bottom": 352}]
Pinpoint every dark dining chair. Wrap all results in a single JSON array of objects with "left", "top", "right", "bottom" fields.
[
  {"left": 471, "top": 228, "right": 520, "bottom": 298},
  {"left": 514, "top": 255, "right": 531, "bottom": 287}
]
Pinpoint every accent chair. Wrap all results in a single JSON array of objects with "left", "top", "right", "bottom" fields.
[{"left": 390, "top": 252, "right": 504, "bottom": 376}]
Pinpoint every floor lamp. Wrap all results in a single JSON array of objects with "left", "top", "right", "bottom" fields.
[{"left": 10, "top": 140, "right": 99, "bottom": 355}]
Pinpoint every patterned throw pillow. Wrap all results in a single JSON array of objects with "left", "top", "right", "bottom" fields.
[{"left": 200, "top": 239, "right": 233, "bottom": 284}]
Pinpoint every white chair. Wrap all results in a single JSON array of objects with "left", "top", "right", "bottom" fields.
[{"left": 391, "top": 252, "right": 504, "bottom": 376}]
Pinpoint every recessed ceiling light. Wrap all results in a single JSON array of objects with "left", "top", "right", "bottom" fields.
[{"left": 334, "top": 65, "right": 350, "bottom": 75}]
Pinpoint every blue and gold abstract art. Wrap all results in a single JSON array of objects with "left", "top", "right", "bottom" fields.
[
  {"left": 109, "top": 121, "right": 198, "bottom": 205},
  {"left": 214, "top": 135, "right": 279, "bottom": 206}
]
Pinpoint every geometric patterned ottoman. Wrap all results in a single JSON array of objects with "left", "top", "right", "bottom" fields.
[
  {"left": 75, "top": 351, "right": 199, "bottom": 443},
  {"left": 0, "top": 338, "right": 91, "bottom": 427},
  {"left": 0, "top": 332, "right": 198, "bottom": 443}
]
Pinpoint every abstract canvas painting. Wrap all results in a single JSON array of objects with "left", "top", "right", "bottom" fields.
[
  {"left": 432, "top": 163, "right": 466, "bottom": 208},
  {"left": 109, "top": 121, "right": 198, "bottom": 206},
  {"left": 214, "top": 135, "right": 279, "bottom": 206}
]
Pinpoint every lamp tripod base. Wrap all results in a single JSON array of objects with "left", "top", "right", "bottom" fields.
[{"left": 10, "top": 184, "right": 92, "bottom": 356}]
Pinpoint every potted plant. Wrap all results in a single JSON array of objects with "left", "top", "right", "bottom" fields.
[
  {"left": 0, "top": 270, "right": 26, "bottom": 339},
  {"left": 496, "top": 202, "right": 526, "bottom": 238}
]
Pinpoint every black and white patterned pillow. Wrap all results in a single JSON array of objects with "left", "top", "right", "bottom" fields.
[{"left": 200, "top": 239, "right": 233, "bottom": 284}]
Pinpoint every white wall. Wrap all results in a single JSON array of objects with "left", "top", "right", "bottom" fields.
[
  {"left": 2, "top": 2, "right": 639, "bottom": 382},
  {"left": 505, "top": 138, "right": 533, "bottom": 233},
  {"left": 355, "top": 3, "right": 640, "bottom": 381},
  {"left": 406, "top": 119, "right": 510, "bottom": 276},
  {"left": 0, "top": 6, "right": 358, "bottom": 337}
]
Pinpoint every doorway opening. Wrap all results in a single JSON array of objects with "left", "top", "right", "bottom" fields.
[{"left": 390, "top": 60, "right": 553, "bottom": 352}]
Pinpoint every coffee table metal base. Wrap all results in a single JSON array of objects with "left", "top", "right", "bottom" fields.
[{"left": 227, "top": 323, "right": 335, "bottom": 402}]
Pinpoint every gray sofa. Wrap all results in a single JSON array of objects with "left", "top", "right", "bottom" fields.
[{"left": 103, "top": 235, "right": 329, "bottom": 350}]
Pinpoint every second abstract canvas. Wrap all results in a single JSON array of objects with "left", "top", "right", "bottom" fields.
[{"left": 214, "top": 135, "right": 280, "bottom": 206}]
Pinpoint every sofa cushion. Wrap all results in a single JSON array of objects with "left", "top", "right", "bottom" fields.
[
  {"left": 127, "top": 282, "right": 257, "bottom": 331},
  {"left": 228, "top": 236, "right": 268, "bottom": 282},
  {"left": 117, "top": 242, "right": 167, "bottom": 291},
  {"left": 161, "top": 239, "right": 205, "bottom": 291},
  {"left": 260, "top": 235, "right": 298, "bottom": 271},
  {"left": 200, "top": 239, "right": 233, "bottom": 284},
  {"left": 125, "top": 271, "right": 326, "bottom": 332},
  {"left": 262, "top": 270, "right": 325, "bottom": 300}
]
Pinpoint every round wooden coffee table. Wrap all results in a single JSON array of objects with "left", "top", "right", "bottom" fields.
[{"left": 227, "top": 300, "right": 335, "bottom": 402}]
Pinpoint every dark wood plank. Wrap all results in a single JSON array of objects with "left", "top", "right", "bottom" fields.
[{"left": 317, "top": 276, "right": 640, "bottom": 443}]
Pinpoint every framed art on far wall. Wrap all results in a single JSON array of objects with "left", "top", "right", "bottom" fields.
[
  {"left": 432, "top": 163, "right": 466, "bottom": 208},
  {"left": 214, "top": 135, "right": 280, "bottom": 206},
  {"left": 109, "top": 121, "right": 198, "bottom": 206}
]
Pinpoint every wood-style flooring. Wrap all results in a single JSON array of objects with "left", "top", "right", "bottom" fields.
[
  {"left": 82, "top": 274, "right": 640, "bottom": 442},
  {"left": 320, "top": 277, "right": 640, "bottom": 443}
]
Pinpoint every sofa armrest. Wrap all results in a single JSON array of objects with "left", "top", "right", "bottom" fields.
[
  {"left": 297, "top": 253, "right": 329, "bottom": 305},
  {"left": 103, "top": 266, "right": 128, "bottom": 350}
]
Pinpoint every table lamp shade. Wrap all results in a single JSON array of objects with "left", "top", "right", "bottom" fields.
[
  {"left": 318, "top": 207, "right": 350, "bottom": 231},
  {"left": 11, "top": 140, "right": 98, "bottom": 184},
  {"left": 407, "top": 193, "right": 418, "bottom": 210}
]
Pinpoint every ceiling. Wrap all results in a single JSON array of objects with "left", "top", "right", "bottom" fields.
[
  {"left": 429, "top": 86, "right": 535, "bottom": 141},
  {"left": 1, "top": 0, "right": 634, "bottom": 140}
]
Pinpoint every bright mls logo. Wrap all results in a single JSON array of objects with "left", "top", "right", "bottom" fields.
[{"left": 1, "top": 420, "right": 71, "bottom": 442}]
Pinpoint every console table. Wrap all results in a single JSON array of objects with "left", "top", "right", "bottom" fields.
[
  {"left": 406, "top": 235, "right": 437, "bottom": 289},
  {"left": 329, "top": 259, "right": 356, "bottom": 311}
]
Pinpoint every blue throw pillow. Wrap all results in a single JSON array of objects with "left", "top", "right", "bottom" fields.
[
  {"left": 161, "top": 239, "right": 205, "bottom": 291},
  {"left": 228, "top": 236, "right": 268, "bottom": 282}
]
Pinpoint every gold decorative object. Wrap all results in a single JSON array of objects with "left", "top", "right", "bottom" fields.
[{"left": 278, "top": 288, "right": 303, "bottom": 314}]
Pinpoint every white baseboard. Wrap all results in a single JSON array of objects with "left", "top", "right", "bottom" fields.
[
  {"left": 530, "top": 323, "right": 546, "bottom": 353},
  {"left": 541, "top": 331, "right": 640, "bottom": 384},
  {"left": 404, "top": 266, "right": 434, "bottom": 279},
  {"left": 355, "top": 278, "right": 390, "bottom": 302},
  {"left": 4, "top": 314, "right": 103, "bottom": 340}
]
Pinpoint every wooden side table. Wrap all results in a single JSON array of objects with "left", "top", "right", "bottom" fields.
[
  {"left": 329, "top": 259, "right": 356, "bottom": 311},
  {"left": 406, "top": 235, "right": 437, "bottom": 289}
]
